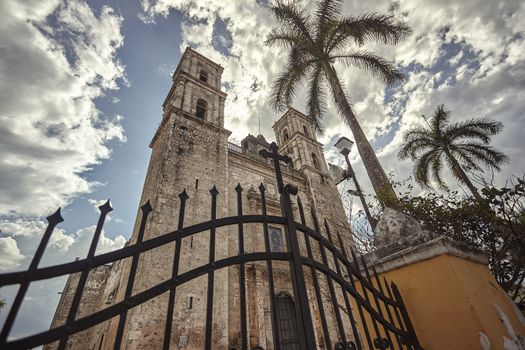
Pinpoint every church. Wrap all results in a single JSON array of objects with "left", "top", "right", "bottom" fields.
[{"left": 47, "top": 48, "right": 354, "bottom": 350}]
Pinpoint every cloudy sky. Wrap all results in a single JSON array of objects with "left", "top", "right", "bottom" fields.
[{"left": 0, "top": 0, "right": 524, "bottom": 342}]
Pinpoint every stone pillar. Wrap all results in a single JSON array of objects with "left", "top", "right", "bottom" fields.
[{"left": 364, "top": 208, "right": 525, "bottom": 350}]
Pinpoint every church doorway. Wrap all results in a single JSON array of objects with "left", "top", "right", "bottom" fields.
[{"left": 275, "top": 293, "right": 301, "bottom": 350}]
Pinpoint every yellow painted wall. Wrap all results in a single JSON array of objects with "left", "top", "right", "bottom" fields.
[{"left": 362, "top": 254, "right": 525, "bottom": 350}]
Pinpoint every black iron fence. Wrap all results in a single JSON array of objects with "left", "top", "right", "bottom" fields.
[{"left": 0, "top": 143, "right": 421, "bottom": 350}]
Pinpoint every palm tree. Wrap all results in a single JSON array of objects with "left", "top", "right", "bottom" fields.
[
  {"left": 398, "top": 104, "right": 508, "bottom": 201},
  {"left": 266, "top": 0, "right": 411, "bottom": 206}
]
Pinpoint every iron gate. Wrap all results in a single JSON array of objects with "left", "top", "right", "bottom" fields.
[{"left": 0, "top": 143, "right": 422, "bottom": 349}]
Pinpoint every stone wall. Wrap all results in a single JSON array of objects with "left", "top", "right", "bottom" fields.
[{"left": 44, "top": 265, "right": 111, "bottom": 350}]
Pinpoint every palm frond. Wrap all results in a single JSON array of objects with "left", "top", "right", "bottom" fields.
[
  {"left": 327, "top": 13, "right": 411, "bottom": 52},
  {"left": 446, "top": 118, "right": 504, "bottom": 144},
  {"left": 270, "top": 1, "right": 315, "bottom": 45},
  {"left": 430, "top": 104, "right": 450, "bottom": 134},
  {"left": 398, "top": 136, "right": 436, "bottom": 160},
  {"left": 455, "top": 143, "right": 509, "bottom": 170},
  {"left": 265, "top": 28, "right": 303, "bottom": 48},
  {"left": 402, "top": 126, "right": 434, "bottom": 141},
  {"left": 449, "top": 147, "right": 482, "bottom": 172},
  {"left": 315, "top": 0, "right": 343, "bottom": 44},
  {"left": 430, "top": 151, "right": 448, "bottom": 190},
  {"left": 306, "top": 63, "right": 327, "bottom": 134},
  {"left": 270, "top": 53, "right": 312, "bottom": 111},
  {"left": 332, "top": 51, "right": 404, "bottom": 84},
  {"left": 413, "top": 150, "right": 438, "bottom": 189}
]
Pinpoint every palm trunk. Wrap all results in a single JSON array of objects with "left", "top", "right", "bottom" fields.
[
  {"left": 445, "top": 150, "right": 483, "bottom": 201},
  {"left": 326, "top": 67, "right": 399, "bottom": 207}
]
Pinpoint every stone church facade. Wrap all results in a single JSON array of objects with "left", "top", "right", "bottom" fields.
[{"left": 47, "top": 48, "right": 353, "bottom": 350}]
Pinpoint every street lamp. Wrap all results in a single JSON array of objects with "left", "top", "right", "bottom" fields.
[{"left": 334, "top": 137, "right": 376, "bottom": 228}]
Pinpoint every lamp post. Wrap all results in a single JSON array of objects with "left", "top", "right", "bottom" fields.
[{"left": 334, "top": 136, "right": 376, "bottom": 228}]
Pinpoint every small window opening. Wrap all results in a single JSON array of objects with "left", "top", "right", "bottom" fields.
[
  {"left": 199, "top": 70, "right": 208, "bottom": 83},
  {"left": 195, "top": 179, "right": 199, "bottom": 189},
  {"left": 188, "top": 296, "right": 193, "bottom": 309},
  {"left": 303, "top": 125, "right": 309, "bottom": 137},
  {"left": 269, "top": 226, "right": 283, "bottom": 252},
  {"left": 190, "top": 236, "right": 194, "bottom": 248},
  {"left": 312, "top": 153, "right": 320, "bottom": 170},
  {"left": 196, "top": 99, "right": 207, "bottom": 119},
  {"left": 283, "top": 129, "right": 289, "bottom": 141}
]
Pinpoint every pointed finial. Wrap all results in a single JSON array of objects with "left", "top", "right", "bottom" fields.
[
  {"left": 47, "top": 207, "right": 64, "bottom": 224},
  {"left": 141, "top": 200, "right": 153, "bottom": 214},
  {"left": 258, "top": 183, "right": 266, "bottom": 192},
  {"left": 99, "top": 199, "right": 113, "bottom": 214},
  {"left": 179, "top": 189, "right": 189, "bottom": 201},
  {"left": 210, "top": 185, "right": 219, "bottom": 196},
  {"left": 235, "top": 183, "right": 243, "bottom": 192}
]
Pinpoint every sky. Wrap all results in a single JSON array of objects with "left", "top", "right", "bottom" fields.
[{"left": 0, "top": 0, "right": 524, "bottom": 342}]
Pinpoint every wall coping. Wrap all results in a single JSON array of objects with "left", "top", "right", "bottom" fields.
[{"left": 364, "top": 234, "right": 489, "bottom": 274}]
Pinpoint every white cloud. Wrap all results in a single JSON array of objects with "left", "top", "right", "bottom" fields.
[
  {"left": 0, "top": 0, "right": 126, "bottom": 217},
  {"left": 0, "top": 219, "right": 126, "bottom": 338},
  {"left": 139, "top": 0, "right": 524, "bottom": 199},
  {"left": 0, "top": 219, "right": 126, "bottom": 271},
  {"left": 0, "top": 237, "right": 24, "bottom": 271}
]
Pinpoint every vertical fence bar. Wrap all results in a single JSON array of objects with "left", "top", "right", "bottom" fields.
[
  {"left": 384, "top": 278, "right": 408, "bottom": 349},
  {"left": 114, "top": 201, "right": 153, "bottom": 350},
  {"left": 334, "top": 230, "right": 363, "bottom": 350},
  {"left": 312, "top": 213, "right": 346, "bottom": 344},
  {"left": 312, "top": 214, "right": 347, "bottom": 347},
  {"left": 235, "top": 184, "right": 248, "bottom": 350},
  {"left": 361, "top": 258, "right": 393, "bottom": 349},
  {"left": 391, "top": 283, "right": 422, "bottom": 350},
  {"left": 373, "top": 269, "right": 403, "bottom": 349},
  {"left": 259, "top": 184, "right": 280, "bottom": 349},
  {"left": 0, "top": 208, "right": 64, "bottom": 346},
  {"left": 325, "top": 224, "right": 362, "bottom": 350},
  {"left": 204, "top": 186, "right": 219, "bottom": 349},
  {"left": 58, "top": 201, "right": 113, "bottom": 350},
  {"left": 351, "top": 250, "right": 382, "bottom": 347},
  {"left": 339, "top": 244, "right": 374, "bottom": 349},
  {"left": 162, "top": 190, "right": 188, "bottom": 350},
  {"left": 297, "top": 197, "right": 330, "bottom": 349},
  {"left": 281, "top": 186, "right": 316, "bottom": 350}
]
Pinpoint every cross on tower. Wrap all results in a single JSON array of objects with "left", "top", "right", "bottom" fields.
[{"left": 259, "top": 142, "right": 292, "bottom": 194}]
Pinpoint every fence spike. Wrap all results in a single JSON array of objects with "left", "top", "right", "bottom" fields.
[
  {"left": 235, "top": 183, "right": 243, "bottom": 192},
  {"left": 258, "top": 182, "right": 266, "bottom": 192},
  {"left": 98, "top": 199, "right": 113, "bottom": 214},
  {"left": 47, "top": 207, "right": 64, "bottom": 225},
  {"left": 210, "top": 185, "right": 219, "bottom": 196},
  {"left": 141, "top": 200, "right": 153, "bottom": 214},
  {"left": 179, "top": 189, "right": 189, "bottom": 201}
]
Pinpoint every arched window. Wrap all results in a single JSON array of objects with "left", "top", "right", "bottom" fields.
[
  {"left": 196, "top": 99, "right": 207, "bottom": 119},
  {"left": 199, "top": 70, "right": 208, "bottom": 83},
  {"left": 275, "top": 293, "right": 300, "bottom": 348},
  {"left": 283, "top": 129, "right": 289, "bottom": 141},
  {"left": 312, "top": 153, "right": 320, "bottom": 170},
  {"left": 303, "top": 125, "right": 309, "bottom": 137}
]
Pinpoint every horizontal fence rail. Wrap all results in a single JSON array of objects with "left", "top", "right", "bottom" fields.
[{"left": 0, "top": 142, "right": 421, "bottom": 350}]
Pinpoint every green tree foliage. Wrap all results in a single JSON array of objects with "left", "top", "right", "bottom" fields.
[
  {"left": 266, "top": 0, "right": 411, "bottom": 205},
  {"left": 398, "top": 104, "right": 508, "bottom": 201},
  {"left": 388, "top": 176, "right": 525, "bottom": 310}
]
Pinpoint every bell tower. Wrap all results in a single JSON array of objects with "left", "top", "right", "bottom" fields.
[
  {"left": 117, "top": 48, "right": 232, "bottom": 349},
  {"left": 272, "top": 107, "right": 328, "bottom": 174},
  {"left": 273, "top": 107, "right": 351, "bottom": 244},
  {"left": 161, "top": 47, "right": 227, "bottom": 128}
]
